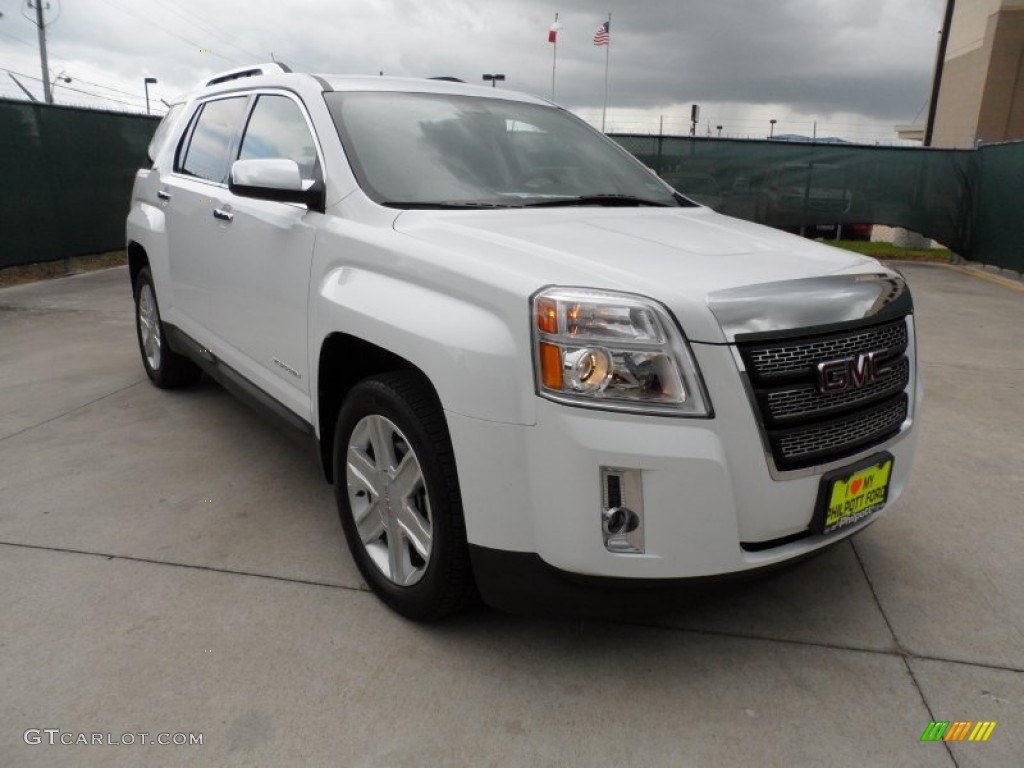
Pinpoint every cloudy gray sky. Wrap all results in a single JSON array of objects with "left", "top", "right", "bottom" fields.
[{"left": 0, "top": 0, "right": 945, "bottom": 141}]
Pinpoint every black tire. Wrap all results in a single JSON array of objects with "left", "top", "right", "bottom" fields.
[
  {"left": 333, "top": 371, "right": 476, "bottom": 620},
  {"left": 133, "top": 266, "right": 202, "bottom": 389}
]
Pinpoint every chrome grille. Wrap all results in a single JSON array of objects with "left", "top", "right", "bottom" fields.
[
  {"left": 765, "top": 357, "right": 910, "bottom": 422},
  {"left": 776, "top": 396, "right": 908, "bottom": 461},
  {"left": 746, "top": 322, "right": 908, "bottom": 380},
  {"left": 738, "top": 318, "right": 912, "bottom": 470}
]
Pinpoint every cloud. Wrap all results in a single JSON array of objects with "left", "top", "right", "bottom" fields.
[{"left": 0, "top": 0, "right": 942, "bottom": 136}]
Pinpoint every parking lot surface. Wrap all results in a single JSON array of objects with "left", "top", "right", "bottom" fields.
[{"left": 1, "top": 263, "right": 1022, "bottom": 767}]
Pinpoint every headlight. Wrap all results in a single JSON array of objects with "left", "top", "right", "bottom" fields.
[{"left": 532, "top": 287, "right": 711, "bottom": 416}]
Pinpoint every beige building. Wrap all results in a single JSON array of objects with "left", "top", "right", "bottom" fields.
[{"left": 931, "top": 0, "right": 1024, "bottom": 147}]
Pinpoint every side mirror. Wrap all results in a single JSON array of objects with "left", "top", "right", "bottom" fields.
[{"left": 229, "top": 158, "right": 324, "bottom": 211}]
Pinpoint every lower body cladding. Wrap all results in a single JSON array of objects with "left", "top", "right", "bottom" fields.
[{"left": 446, "top": 343, "right": 921, "bottom": 614}]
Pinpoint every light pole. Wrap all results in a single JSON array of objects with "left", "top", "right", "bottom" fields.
[
  {"left": 769, "top": 119, "right": 777, "bottom": 139},
  {"left": 144, "top": 77, "right": 157, "bottom": 115},
  {"left": 50, "top": 68, "right": 71, "bottom": 101},
  {"left": 482, "top": 74, "right": 505, "bottom": 88}
]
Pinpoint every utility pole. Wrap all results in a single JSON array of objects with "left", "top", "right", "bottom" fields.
[
  {"left": 924, "top": 0, "right": 956, "bottom": 146},
  {"left": 31, "top": 0, "right": 53, "bottom": 104}
]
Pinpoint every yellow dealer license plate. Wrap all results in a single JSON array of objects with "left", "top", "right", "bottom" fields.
[{"left": 813, "top": 453, "right": 894, "bottom": 535}]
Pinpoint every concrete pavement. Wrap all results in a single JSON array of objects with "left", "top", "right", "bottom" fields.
[{"left": 1, "top": 264, "right": 1021, "bottom": 767}]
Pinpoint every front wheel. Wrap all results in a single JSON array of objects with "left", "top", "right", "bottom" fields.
[
  {"left": 333, "top": 372, "right": 476, "bottom": 620},
  {"left": 134, "top": 267, "right": 201, "bottom": 389}
]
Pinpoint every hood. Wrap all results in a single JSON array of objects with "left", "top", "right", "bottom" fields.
[{"left": 393, "top": 206, "right": 885, "bottom": 343}]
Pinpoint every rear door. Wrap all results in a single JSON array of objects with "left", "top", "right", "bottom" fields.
[{"left": 163, "top": 95, "right": 251, "bottom": 338}]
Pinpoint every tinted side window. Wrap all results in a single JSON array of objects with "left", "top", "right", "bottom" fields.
[
  {"left": 238, "top": 95, "right": 318, "bottom": 179},
  {"left": 180, "top": 97, "right": 249, "bottom": 183}
]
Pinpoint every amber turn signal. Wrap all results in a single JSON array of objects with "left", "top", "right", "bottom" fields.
[
  {"left": 536, "top": 297, "right": 558, "bottom": 334},
  {"left": 539, "top": 342, "right": 563, "bottom": 390}
]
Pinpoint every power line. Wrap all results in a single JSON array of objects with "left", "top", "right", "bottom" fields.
[
  {"left": 0, "top": 66, "right": 160, "bottom": 111},
  {"left": 0, "top": 28, "right": 165, "bottom": 103},
  {"left": 154, "top": 2, "right": 267, "bottom": 62},
  {"left": 45, "top": 59, "right": 166, "bottom": 104},
  {"left": 4, "top": 45, "right": 177, "bottom": 109},
  {"left": 19, "top": 0, "right": 62, "bottom": 26},
  {"left": 56, "top": 73, "right": 152, "bottom": 102},
  {"left": 93, "top": 0, "right": 240, "bottom": 65},
  {"left": 6, "top": 2, "right": 246, "bottom": 95},
  {"left": 0, "top": 28, "right": 37, "bottom": 47}
]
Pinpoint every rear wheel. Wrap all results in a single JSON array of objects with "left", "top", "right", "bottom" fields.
[
  {"left": 134, "top": 267, "right": 201, "bottom": 389},
  {"left": 333, "top": 371, "right": 475, "bottom": 620}
]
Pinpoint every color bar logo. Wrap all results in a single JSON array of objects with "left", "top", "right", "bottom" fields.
[{"left": 921, "top": 721, "right": 997, "bottom": 742}]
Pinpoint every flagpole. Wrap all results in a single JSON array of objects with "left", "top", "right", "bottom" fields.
[
  {"left": 551, "top": 12, "right": 559, "bottom": 100},
  {"left": 601, "top": 13, "right": 611, "bottom": 132}
]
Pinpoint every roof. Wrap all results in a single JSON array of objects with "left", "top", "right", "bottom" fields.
[
  {"left": 318, "top": 74, "right": 550, "bottom": 104},
  {"left": 191, "top": 63, "right": 550, "bottom": 106}
]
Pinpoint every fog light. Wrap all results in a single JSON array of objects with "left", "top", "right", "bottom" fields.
[
  {"left": 602, "top": 506, "right": 639, "bottom": 535},
  {"left": 600, "top": 468, "right": 644, "bottom": 554}
]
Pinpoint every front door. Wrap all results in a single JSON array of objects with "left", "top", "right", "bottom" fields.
[{"left": 205, "top": 92, "right": 323, "bottom": 419}]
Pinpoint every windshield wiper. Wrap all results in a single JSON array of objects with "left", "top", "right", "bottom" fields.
[
  {"left": 380, "top": 201, "right": 522, "bottom": 210},
  {"left": 520, "top": 194, "right": 674, "bottom": 208},
  {"left": 380, "top": 195, "right": 677, "bottom": 210}
]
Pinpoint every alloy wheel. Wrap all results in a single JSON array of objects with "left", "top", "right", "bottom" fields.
[
  {"left": 137, "top": 283, "right": 162, "bottom": 371},
  {"left": 345, "top": 414, "right": 434, "bottom": 586}
]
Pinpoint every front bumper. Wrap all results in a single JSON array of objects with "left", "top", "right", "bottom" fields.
[
  {"left": 446, "top": 342, "right": 920, "bottom": 609},
  {"left": 467, "top": 542, "right": 841, "bottom": 617}
]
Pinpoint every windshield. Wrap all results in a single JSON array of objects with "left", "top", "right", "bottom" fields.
[{"left": 325, "top": 91, "right": 683, "bottom": 208}]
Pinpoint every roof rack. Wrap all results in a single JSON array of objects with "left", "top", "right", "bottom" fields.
[{"left": 200, "top": 62, "right": 292, "bottom": 88}]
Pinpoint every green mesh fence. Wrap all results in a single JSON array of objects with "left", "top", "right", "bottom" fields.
[
  {"left": 612, "top": 134, "right": 976, "bottom": 255},
  {"left": 0, "top": 100, "right": 158, "bottom": 269},
  {"left": 0, "top": 101, "right": 1019, "bottom": 273},
  {"left": 969, "top": 140, "right": 1024, "bottom": 272},
  {"left": 612, "top": 134, "right": 1023, "bottom": 272}
]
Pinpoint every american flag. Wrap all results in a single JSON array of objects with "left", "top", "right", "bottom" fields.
[{"left": 593, "top": 20, "right": 610, "bottom": 46}]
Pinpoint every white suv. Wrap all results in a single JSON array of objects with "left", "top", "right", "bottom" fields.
[{"left": 127, "top": 63, "right": 921, "bottom": 619}]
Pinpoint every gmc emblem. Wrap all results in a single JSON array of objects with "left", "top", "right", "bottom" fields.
[{"left": 817, "top": 351, "right": 887, "bottom": 394}]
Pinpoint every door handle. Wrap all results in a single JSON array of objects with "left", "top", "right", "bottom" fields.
[
  {"left": 157, "top": 189, "right": 171, "bottom": 201},
  {"left": 213, "top": 208, "right": 233, "bottom": 222}
]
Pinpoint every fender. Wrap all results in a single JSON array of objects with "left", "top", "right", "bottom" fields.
[
  {"left": 307, "top": 214, "right": 541, "bottom": 431},
  {"left": 126, "top": 170, "right": 172, "bottom": 303},
  {"left": 309, "top": 263, "right": 535, "bottom": 428}
]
